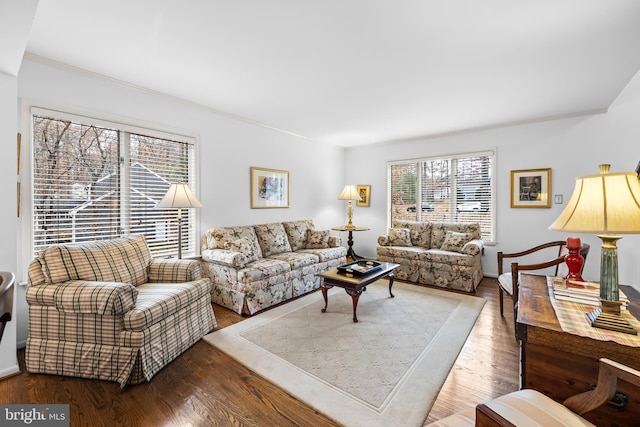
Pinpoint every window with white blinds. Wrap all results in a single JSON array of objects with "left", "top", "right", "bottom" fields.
[
  {"left": 388, "top": 150, "right": 495, "bottom": 242},
  {"left": 31, "top": 109, "right": 199, "bottom": 258}
]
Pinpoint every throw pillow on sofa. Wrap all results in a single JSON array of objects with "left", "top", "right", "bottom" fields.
[
  {"left": 440, "top": 231, "right": 474, "bottom": 253},
  {"left": 254, "top": 223, "right": 292, "bottom": 257},
  {"left": 306, "top": 230, "right": 330, "bottom": 248},
  {"left": 224, "top": 237, "right": 258, "bottom": 263},
  {"left": 388, "top": 228, "right": 412, "bottom": 246}
]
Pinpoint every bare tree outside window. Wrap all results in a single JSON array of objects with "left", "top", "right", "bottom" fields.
[{"left": 32, "top": 113, "right": 197, "bottom": 258}]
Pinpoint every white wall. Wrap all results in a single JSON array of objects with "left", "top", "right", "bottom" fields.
[
  {"left": 345, "top": 69, "right": 640, "bottom": 287},
  {"left": 11, "top": 56, "right": 640, "bottom": 348},
  {"left": 0, "top": 71, "right": 19, "bottom": 377},
  {"left": 15, "top": 57, "right": 346, "bottom": 345}
]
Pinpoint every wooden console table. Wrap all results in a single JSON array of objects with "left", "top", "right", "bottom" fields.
[{"left": 516, "top": 273, "right": 640, "bottom": 426}]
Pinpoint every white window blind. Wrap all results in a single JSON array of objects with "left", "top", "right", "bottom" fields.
[
  {"left": 31, "top": 109, "right": 198, "bottom": 258},
  {"left": 388, "top": 150, "right": 495, "bottom": 242}
]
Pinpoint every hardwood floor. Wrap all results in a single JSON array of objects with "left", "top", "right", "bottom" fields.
[{"left": 0, "top": 277, "right": 519, "bottom": 426}]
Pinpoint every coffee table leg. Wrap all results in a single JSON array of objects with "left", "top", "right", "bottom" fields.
[
  {"left": 346, "top": 288, "right": 363, "bottom": 322},
  {"left": 321, "top": 281, "right": 331, "bottom": 313},
  {"left": 388, "top": 272, "right": 395, "bottom": 298}
]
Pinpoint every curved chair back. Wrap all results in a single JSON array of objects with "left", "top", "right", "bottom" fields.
[
  {"left": 496, "top": 241, "right": 591, "bottom": 333},
  {"left": 0, "top": 271, "right": 16, "bottom": 344}
]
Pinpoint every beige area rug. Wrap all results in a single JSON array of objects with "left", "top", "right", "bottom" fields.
[{"left": 203, "top": 281, "right": 485, "bottom": 427}]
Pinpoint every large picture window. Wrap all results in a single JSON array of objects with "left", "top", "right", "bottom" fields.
[
  {"left": 388, "top": 150, "right": 495, "bottom": 242},
  {"left": 31, "top": 108, "right": 199, "bottom": 258}
]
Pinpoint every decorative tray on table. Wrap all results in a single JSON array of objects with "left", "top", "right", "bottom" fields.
[{"left": 337, "top": 260, "right": 382, "bottom": 276}]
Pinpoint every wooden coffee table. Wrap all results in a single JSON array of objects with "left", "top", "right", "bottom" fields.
[{"left": 316, "top": 262, "right": 399, "bottom": 322}]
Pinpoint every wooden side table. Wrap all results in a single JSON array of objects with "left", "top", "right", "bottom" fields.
[
  {"left": 331, "top": 226, "right": 370, "bottom": 260},
  {"left": 517, "top": 273, "right": 640, "bottom": 427}
]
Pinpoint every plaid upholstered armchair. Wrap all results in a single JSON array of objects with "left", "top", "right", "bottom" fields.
[{"left": 25, "top": 235, "right": 216, "bottom": 387}]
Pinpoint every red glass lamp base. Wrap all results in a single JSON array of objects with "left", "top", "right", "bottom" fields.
[{"left": 564, "top": 237, "right": 584, "bottom": 282}]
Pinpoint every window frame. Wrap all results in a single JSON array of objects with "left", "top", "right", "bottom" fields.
[
  {"left": 386, "top": 149, "right": 496, "bottom": 244},
  {"left": 23, "top": 104, "right": 202, "bottom": 263}
]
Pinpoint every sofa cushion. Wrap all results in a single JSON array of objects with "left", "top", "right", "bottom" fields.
[
  {"left": 388, "top": 228, "right": 412, "bottom": 246},
  {"left": 377, "top": 245, "right": 426, "bottom": 261},
  {"left": 299, "top": 246, "right": 348, "bottom": 262},
  {"left": 224, "top": 237, "right": 259, "bottom": 263},
  {"left": 392, "top": 220, "right": 432, "bottom": 248},
  {"left": 283, "top": 220, "right": 314, "bottom": 251},
  {"left": 440, "top": 231, "right": 474, "bottom": 253},
  {"left": 123, "top": 279, "right": 211, "bottom": 331},
  {"left": 39, "top": 235, "right": 151, "bottom": 286},
  {"left": 238, "top": 258, "right": 291, "bottom": 282},
  {"left": 306, "top": 230, "right": 330, "bottom": 249},
  {"left": 254, "top": 223, "right": 292, "bottom": 257},
  {"left": 269, "top": 251, "right": 319, "bottom": 270},
  {"left": 207, "top": 226, "right": 263, "bottom": 259},
  {"left": 430, "top": 222, "right": 481, "bottom": 249}
]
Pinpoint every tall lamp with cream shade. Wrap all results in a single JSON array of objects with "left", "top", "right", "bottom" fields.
[
  {"left": 156, "top": 183, "right": 202, "bottom": 259},
  {"left": 338, "top": 185, "right": 362, "bottom": 228},
  {"left": 549, "top": 164, "right": 640, "bottom": 334}
]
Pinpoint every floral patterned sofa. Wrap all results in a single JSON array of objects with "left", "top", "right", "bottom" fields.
[
  {"left": 376, "top": 220, "right": 484, "bottom": 292},
  {"left": 25, "top": 235, "right": 216, "bottom": 387},
  {"left": 201, "top": 220, "right": 347, "bottom": 315}
]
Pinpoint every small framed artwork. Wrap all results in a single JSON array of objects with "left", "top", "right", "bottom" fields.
[
  {"left": 356, "top": 185, "right": 371, "bottom": 207},
  {"left": 250, "top": 167, "right": 289, "bottom": 208},
  {"left": 510, "top": 168, "right": 551, "bottom": 208}
]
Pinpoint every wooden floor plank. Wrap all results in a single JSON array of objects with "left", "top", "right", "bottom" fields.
[{"left": 0, "top": 277, "right": 519, "bottom": 426}]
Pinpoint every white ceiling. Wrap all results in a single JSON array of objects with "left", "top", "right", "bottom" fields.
[{"left": 14, "top": 1, "right": 640, "bottom": 146}]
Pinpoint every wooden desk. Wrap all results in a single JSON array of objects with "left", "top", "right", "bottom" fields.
[{"left": 516, "top": 273, "right": 640, "bottom": 426}]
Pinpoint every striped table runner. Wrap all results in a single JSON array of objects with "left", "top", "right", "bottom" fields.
[{"left": 546, "top": 276, "right": 640, "bottom": 347}]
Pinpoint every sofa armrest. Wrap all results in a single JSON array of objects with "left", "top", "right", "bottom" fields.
[
  {"left": 462, "top": 239, "right": 484, "bottom": 256},
  {"left": 26, "top": 280, "right": 138, "bottom": 315},
  {"left": 148, "top": 258, "right": 203, "bottom": 282},
  {"left": 378, "top": 235, "right": 390, "bottom": 246},
  {"left": 201, "top": 248, "right": 248, "bottom": 269},
  {"left": 328, "top": 236, "right": 342, "bottom": 247}
]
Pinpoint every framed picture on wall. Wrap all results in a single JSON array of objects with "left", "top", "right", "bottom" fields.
[
  {"left": 510, "top": 168, "right": 551, "bottom": 208},
  {"left": 356, "top": 185, "right": 371, "bottom": 207},
  {"left": 250, "top": 167, "right": 289, "bottom": 208}
]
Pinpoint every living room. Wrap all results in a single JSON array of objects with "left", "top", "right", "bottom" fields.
[{"left": 2, "top": 1, "right": 640, "bottom": 426}]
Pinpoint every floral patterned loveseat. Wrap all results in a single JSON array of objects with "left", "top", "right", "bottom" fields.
[
  {"left": 201, "top": 220, "right": 347, "bottom": 315},
  {"left": 376, "top": 220, "right": 484, "bottom": 292}
]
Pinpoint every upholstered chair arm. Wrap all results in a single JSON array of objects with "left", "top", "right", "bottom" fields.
[
  {"left": 377, "top": 235, "right": 390, "bottom": 246},
  {"left": 26, "top": 280, "right": 138, "bottom": 315},
  {"left": 201, "top": 248, "right": 248, "bottom": 269},
  {"left": 328, "top": 236, "right": 342, "bottom": 247},
  {"left": 462, "top": 239, "right": 483, "bottom": 256},
  {"left": 148, "top": 258, "right": 203, "bottom": 282}
]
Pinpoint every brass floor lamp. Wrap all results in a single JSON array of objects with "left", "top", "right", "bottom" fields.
[{"left": 156, "top": 183, "right": 202, "bottom": 259}]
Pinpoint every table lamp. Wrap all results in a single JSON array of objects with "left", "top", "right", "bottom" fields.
[
  {"left": 549, "top": 164, "right": 640, "bottom": 334},
  {"left": 338, "top": 185, "right": 362, "bottom": 228},
  {"left": 156, "top": 183, "right": 202, "bottom": 259}
]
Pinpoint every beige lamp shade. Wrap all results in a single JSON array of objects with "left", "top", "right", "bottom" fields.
[
  {"left": 549, "top": 165, "right": 640, "bottom": 234},
  {"left": 338, "top": 185, "right": 362, "bottom": 201},
  {"left": 156, "top": 183, "right": 203, "bottom": 209},
  {"left": 338, "top": 184, "right": 362, "bottom": 228},
  {"left": 549, "top": 164, "right": 640, "bottom": 334}
]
